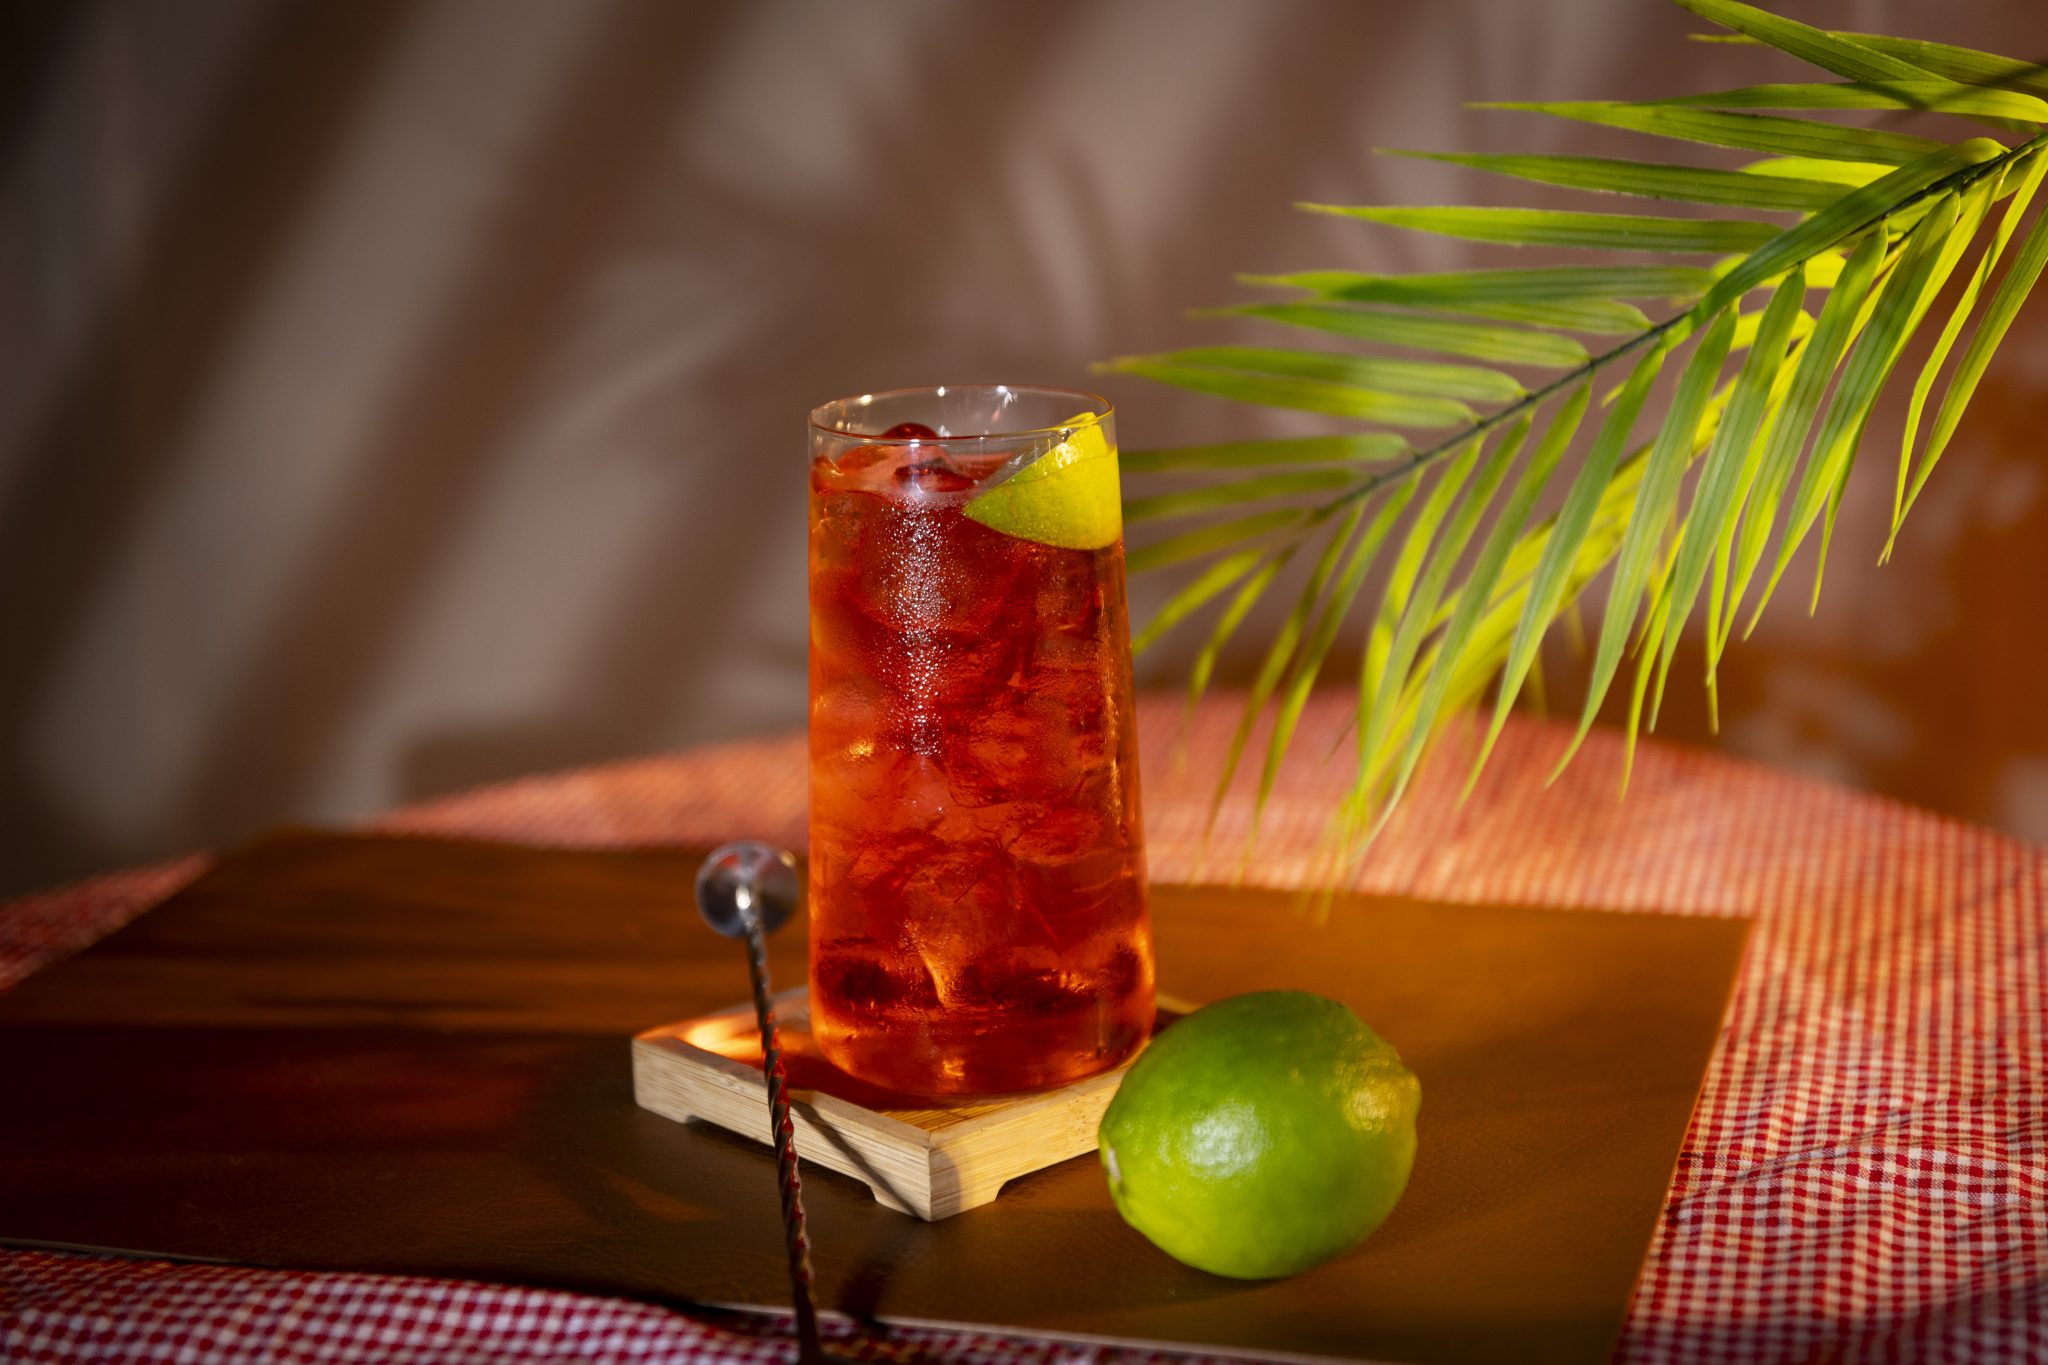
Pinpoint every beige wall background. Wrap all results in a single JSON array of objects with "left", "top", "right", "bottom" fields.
[{"left": 4, "top": 0, "right": 2045, "bottom": 897}]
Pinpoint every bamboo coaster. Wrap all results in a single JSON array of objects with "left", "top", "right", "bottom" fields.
[{"left": 632, "top": 989, "right": 1181, "bottom": 1220}]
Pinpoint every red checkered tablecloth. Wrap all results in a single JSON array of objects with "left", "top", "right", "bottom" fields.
[{"left": 3, "top": 695, "right": 2044, "bottom": 1363}]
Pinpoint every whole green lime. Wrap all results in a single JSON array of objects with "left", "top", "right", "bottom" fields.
[{"left": 1097, "top": 990, "right": 1421, "bottom": 1279}]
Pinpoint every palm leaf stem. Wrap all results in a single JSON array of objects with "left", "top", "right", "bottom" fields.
[{"left": 1284, "top": 129, "right": 2044, "bottom": 528}]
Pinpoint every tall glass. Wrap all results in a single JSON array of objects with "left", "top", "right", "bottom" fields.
[{"left": 807, "top": 384, "right": 1154, "bottom": 1096}]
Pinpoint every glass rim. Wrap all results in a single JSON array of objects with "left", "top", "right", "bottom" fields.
[{"left": 807, "top": 382, "right": 1114, "bottom": 442}]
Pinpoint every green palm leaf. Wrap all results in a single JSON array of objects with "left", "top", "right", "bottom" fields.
[
  {"left": 1301, "top": 204, "right": 1783, "bottom": 253},
  {"left": 1241, "top": 266, "right": 1702, "bottom": 331},
  {"left": 1251, "top": 468, "right": 1435, "bottom": 835},
  {"left": 1473, "top": 339, "right": 1670, "bottom": 781},
  {"left": 1660, "top": 81, "right": 2048, "bottom": 124},
  {"left": 1122, "top": 433, "right": 1410, "bottom": 472},
  {"left": 1102, "top": 358, "right": 1473, "bottom": 427},
  {"left": 1372, "top": 387, "right": 1590, "bottom": 819},
  {"left": 1744, "top": 156, "right": 1891, "bottom": 187},
  {"left": 1697, "top": 138, "right": 2000, "bottom": 316},
  {"left": 1646, "top": 266, "right": 1807, "bottom": 720},
  {"left": 1558, "top": 307, "right": 1738, "bottom": 770},
  {"left": 1248, "top": 264, "right": 1713, "bottom": 301},
  {"left": 1475, "top": 101, "right": 1946, "bottom": 164},
  {"left": 1719, "top": 230, "right": 1886, "bottom": 644},
  {"left": 1360, "top": 430, "right": 1518, "bottom": 780},
  {"left": 1195, "top": 301, "right": 1592, "bottom": 366},
  {"left": 1670, "top": 0, "right": 1928, "bottom": 83},
  {"left": 1124, "top": 468, "right": 1368, "bottom": 524},
  {"left": 1131, "top": 546, "right": 1269, "bottom": 656},
  {"left": 1107, "top": 346, "right": 1526, "bottom": 403},
  {"left": 1740, "top": 31, "right": 2048, "bottom": 101},
  {"left": 1185, "top": 543, "right": 1296, "bottom": 712},
  {"left": 1195, "top": 532, "right": 1333, "bottom": 834},
  {"left": 1901, "top": 159, "right": 2048, "bottom": 537},
  {"left": 1124, "top": 508, "right": 1303, "bottom": 574},
  {"left": 1385, "top": 150, "right": 1849, "bottom": 211},
  {"left": 1752, "top": 189, "right": 1970, "bottom": 619},
  {"left": 1111, "top": 0, "right": 2048, "bottom": 864}
]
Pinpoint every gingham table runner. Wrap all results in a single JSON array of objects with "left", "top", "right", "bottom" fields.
[{"left": 3, "top": 695, "right": 2044, "bottom": 1364}]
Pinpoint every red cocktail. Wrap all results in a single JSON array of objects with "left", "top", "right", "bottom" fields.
[{"left": 807, "top": 385, "right": 1153, "bottom": 1096}]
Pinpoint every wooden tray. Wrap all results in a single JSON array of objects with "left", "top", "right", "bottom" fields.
[
  {"left": 633, "top": 990, "right": 1185, "bottom": 1220},
  {"left": 0, "top": 831, "right": 1754, "bottom": 1365}
]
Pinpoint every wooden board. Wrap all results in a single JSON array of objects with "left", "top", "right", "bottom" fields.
[
  {"left": 0, "top": 830, "right": 1753, "bottom": 1365},
  {"left": 633, "top": 991, "right": 1188, "bottom": 1219}
]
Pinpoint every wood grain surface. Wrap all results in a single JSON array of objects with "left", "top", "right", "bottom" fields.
[{"left": 0, "top": 829, "right": 1751, "bottom": 1364}]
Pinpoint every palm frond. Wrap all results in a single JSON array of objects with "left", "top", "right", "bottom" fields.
[
  {"left": 1718, "top": 230, "right": 1886, "bottom": 646},
  {"left": 1558, "top": 306, "right": 1739, "bottom": 771},
  {"left": 1107, "top": 0, "right": 2048, "bottom": 862},
  {"left": 1656, "top": 82, "right": 2048, "bottom": 125},
  {"left": 1369, "top": 388, "right": 1590, "bottom": 822},
  {"left": 1699, "top": 27, "right": 2048, "bottom": 101},
  {"left": 1299, "top": 204, "right": 1784, "bottom": 253},
  {"left": 1645, "top": 266, "right": 1807, "bottom": 726},
  {"left": 1470, "top": 100, "right": 1947, "bottom": 164},
  {"left": 1381, "top": 149, "right": 1850, "bottom": 211},
  {"left": 1191, "top": 301, "right": 1592, "bottom": 365},
  {"left": 1896, "top": 156, "right": 2048, "bottom": 543},
  {"left": 1107, "top": 346, "right": 1526, "bottom": 403},
  {"left": 1121, "top": 432, "right": 1410, "bottom": 472},
  {"left": 1472, "top": 338, "right": 1671, "bottom": 781}
]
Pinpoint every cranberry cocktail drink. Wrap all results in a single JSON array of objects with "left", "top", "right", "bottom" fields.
[{"left": 807, "top": 384, "right": 1154, "bottom": 1096}]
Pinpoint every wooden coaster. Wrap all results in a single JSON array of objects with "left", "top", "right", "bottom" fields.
[{"left": 632, "top": 989, "right": 1179, "bottom": 1220}]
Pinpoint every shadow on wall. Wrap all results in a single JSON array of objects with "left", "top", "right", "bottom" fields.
[
  {"left": 1, "top": 1, "right": 426, "bottom": 889},
  {"left": 0, "top": 0, "right": 1461, "bottom": 894}
]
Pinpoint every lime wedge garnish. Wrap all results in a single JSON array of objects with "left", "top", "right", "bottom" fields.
[{"left": 964, "top": 413, "right": 1121, "bottom": 550}]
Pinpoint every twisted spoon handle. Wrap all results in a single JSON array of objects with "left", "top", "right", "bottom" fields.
[
  {"left": 743, "top": 921, "right": 823, "bottom": 1364},
  {"left": 693, "top": 841, "right": 827, "bottom": 1365}
]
